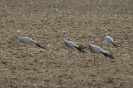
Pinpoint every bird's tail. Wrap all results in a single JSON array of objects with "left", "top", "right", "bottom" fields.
[
  {"left": 102, "top": 52, "right": 115, "bottom": 59},
  {"left": 75, "top": 46, "right": 86, "bottom": 53},
  {"left": 35, "top": 42, "right": 45, "bottom": 49},
  {"left": 112, "top": 42, "right": 118, "bottom": 48}
]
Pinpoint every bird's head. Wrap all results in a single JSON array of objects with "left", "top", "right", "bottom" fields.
[
  {"left": 17, "top": 30, "right": 20, "bottom": 33},
  {"left": 104, "top": 29, "right": 107, "bottom": 33},
  {"left": 17, "top": 30, "right": 21, "bottom": 39},
  {"left": 87, "top": 34, "right": 92, "bottom": 38},
  {"left": 17, "top": 30, "right": 20, "bottom": 34},
  {"left": 62, "top": 31, "right": 66, "bottom": 36}
]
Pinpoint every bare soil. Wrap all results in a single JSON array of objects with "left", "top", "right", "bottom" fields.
[{"left": 0, "top": 0, "right": 133, "bottom": 88}]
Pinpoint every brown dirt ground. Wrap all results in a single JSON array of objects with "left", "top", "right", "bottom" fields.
[{"left": 0, "top": 0, "right": 133, "bottom": 88}]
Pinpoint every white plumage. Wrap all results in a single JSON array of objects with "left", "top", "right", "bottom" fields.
[
  {"left": 17, "top": 30, "right": 45, "bottom": 55},
  {"left": 87, "top": 34, "right": 114, "bottom": 66}
]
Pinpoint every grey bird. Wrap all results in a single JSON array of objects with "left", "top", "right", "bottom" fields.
[
  {"left": 87, "top": 33, "right": 114, "bottom": 66},
  {"left": 104, "top": 29, "right": 118, "bottom": 51},
  {"left": 17, "top": 30, "right": 45, "bottom": 55},
  {"left": 62, "top": 31, "right": 86, "bottom": 58}
]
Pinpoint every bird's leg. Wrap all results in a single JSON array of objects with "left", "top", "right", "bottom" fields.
[
  {"left": 69, "top": 48, "right": 72, "bottom": 58},
  {"left": 82, "top": 52, "right": 85, "bottom": 59},
  {"left": 97, "top": 55, "right": 100, "bottom": 66},
  {"left": 108, "top": 44, "right": 112, "bottom": 55},
  {"left": 26, "top": 44, "right": 28, "bottom": 56},
  {"left": 108, "top": 44, "right": 110, "bottom": 54},
  {"left": 94, "top": 54, "right": 96, "bottom": 66},
  {"left": 108, "top": 44, "right": 109, "bottom": 52},
  {"left": 68, "top": 48, "right": 71, "bottom": 58}
]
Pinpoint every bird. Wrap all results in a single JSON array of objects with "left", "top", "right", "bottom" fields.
[
  {"left": 62, "top": 31, "right": 86, "bottom": 58},
  {"left": 87, "top": 33, "right": 114, "bottom": 66},
  {"left": 104, "top": 29, "right": 118, "bottom": 52},
  {"left": 17, "top": 30, "right": 45, "bottom": 56}
]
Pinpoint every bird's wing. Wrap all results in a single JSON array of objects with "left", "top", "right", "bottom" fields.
[
  {"left": 64, "top": 40, "right": 78, "bottom": 47},
  {"left": 106, "top": 36, "right": 114, "bottom": 43},
  {"left": 75, "top": 46, "right": 87, "bottom": 53},
  {"left": 102, "top": 52, "right": 115, "bottom": 59},
  {"left": 89, "top": 44, "right": 104, "bottom": 53},
  {"left": 19, "top": 37, "right": 35, "bottom": 44},
  {"left": 35, "top": 42, "right": 45, "bottom": 49},
  {"left": 64, "top": 40, "right": 86, "bottom": 53},
  {"left": 106, "top": 36, "right": 118, "bottom": 48}
]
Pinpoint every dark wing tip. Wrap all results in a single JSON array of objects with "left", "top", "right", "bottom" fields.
[
  {"left": 75, "top": 46, "right": 87, "bottom": 53},
  {"left": 113, "top": 43, "right": 118, "bottom": 48},
  {"left": 102, "top": 52, "right": 115, "bottom": 59},
  {"left": 35, "top": 43, "right": 45, "bottom": 49}
]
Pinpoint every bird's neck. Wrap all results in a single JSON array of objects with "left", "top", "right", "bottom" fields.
[
  {"left": 88, "top": 38, "right": 92, "bottom": 49},
  {"left": 18, "top": 33, "right": 21, "bottom": 39},
  {"left": 105, "top": 32, "right": 108, "bottom": 36},
  {"left": 62, "top": 36, "right": 66, "bottom": 41},
  {"left": 88, "top": 38, "right": 91, "bottom": 44}
]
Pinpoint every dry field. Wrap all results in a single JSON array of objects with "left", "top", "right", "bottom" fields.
[{"left": 0, "top": 0, "right": 133, "bottom": 88}]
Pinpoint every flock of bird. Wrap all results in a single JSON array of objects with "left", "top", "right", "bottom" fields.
[{"left": 17, "top": 29, "right": 118, "bottom": 66}]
